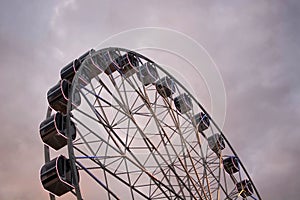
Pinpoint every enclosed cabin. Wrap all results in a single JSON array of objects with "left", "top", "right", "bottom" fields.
[
  {"left": 39, "top": 112, "right": 76, "bottom": 150},
  {"left": 60, "top": 49, "right": 95, "bottom": 83},
  {"left": 137, "top": 62, "right": 159, "bottom": 85},
  {"left": 60, "top": 59, "right": 81, "bottom": 82},
  {"left": 40, "top": 155, "right": 79, "bottom": 196},
  {"left": 155, "top": 76, "right": 176, "bottom": 98},
  {"left": 47, "top": 79, "right": 81, "bottom": 114},
  {"left": 223, "top": 156, "right": 239, "bottom": 174},
  {"left": 174, "top": 93, "right": 193, "bottom": 114},
  {"left": 236, "top": 179, "right": 254, "bottom": 198},
  {"left": 207, "top": 133, "right": 225, "bottom": 155},
  {"left": 113, "top": 52, "right": 140, "bottom": 77},
  {"left": 77, "top": 51, "right": 108, "bottom": 86},
  {"left": 99, "top": 49, "right": 123, "bottom": 75},
  {"left": 193, "top": 112, "right": 210, "bottom": 132}
]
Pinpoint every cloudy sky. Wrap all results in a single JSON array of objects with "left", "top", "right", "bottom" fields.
[{"left": 0, "top": 0, "right": 299, "bottom": 199}]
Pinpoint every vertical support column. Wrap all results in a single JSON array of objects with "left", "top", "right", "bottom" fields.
[
  {"left": 44, "top": 106, "right": 56, "bottom": 200},
  {"left": 66, "top": 84, "right": 83, "bottom": 200}
]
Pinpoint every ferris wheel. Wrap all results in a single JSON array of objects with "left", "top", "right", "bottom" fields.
[{"left": 39, "top": 47, "right": 262, "bottom": 200}]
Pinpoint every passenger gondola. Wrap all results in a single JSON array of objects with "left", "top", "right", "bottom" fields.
[
  {"left": 155, "top": 76, "right": 176, "bottom": 97},
  {"left": 40, "top": 155, "right": 79, "bottom": 196},
  {"left": 174, "top": 93, "right": 193, "bottom": 114},
  {"left": 39, "top": 112, "right": 76, "bottom": 150}
]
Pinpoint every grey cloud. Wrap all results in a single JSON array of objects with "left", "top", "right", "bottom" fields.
[{"left": 0, "top": 0, "right": 299, "bottom": 199}]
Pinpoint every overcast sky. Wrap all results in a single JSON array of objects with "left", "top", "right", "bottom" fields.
[{"left": 0, "top": 0, "right": 299, "bottom": 199}]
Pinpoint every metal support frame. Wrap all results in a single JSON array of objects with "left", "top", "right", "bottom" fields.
[
  {"left": 43, "top": 106, "right": 56, "bottom": 200},
  {"left": 42, "top": 47, "right": 262, "bottom": 200}
]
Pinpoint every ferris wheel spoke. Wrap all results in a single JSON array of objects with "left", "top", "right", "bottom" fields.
[
  {"left": 72, "top": 115, "right": 122, "bottom": 155},
  {"left": 75, "top": 160, "right": 121, "bottom": 200},
  {"left": 87, "top": 80, "right": 188, "bottom": 198},
  {"left": 107, "top": 74, "right": 130, "bottom": 113},
  {"left": 121, "top": 78, "right": 131, "bottom": 112},
  {"left": 105, "top": 71, "right": 194, "bottom": 198},
  {"left": 156, "top": 92, "right": 211, "bottom": 199},
  {"left": 93, "top": 77, "right": 128, "bottom": 115},
  {"left": 133, "top": 101, "right": 200, "bottom": 198},
  {"left": 202, "top": 160, "right": 231, "bottom": 200},
  {"left": 150, "top": 112, "right": 205, "bottom": 197},
  {"left": 81, "top": 86, "right": 129, "bottom": 120},
  {"left": 90, "top": 81, "right": 111, "bottom": 126},
  {"left": 130, "top": 103, "right": 202, "bottom": 199},
  {"left": 79, "top": 86, "right": 144, "bottom": 157},
  {"left": 167, "top": 111, "right": 209, "bottom": 199},
  {"left": 74, "top": 145, "right": 151, "bottom": 199},
  {"left": 72, "top": 107, "right": 122, "bottom": 152},
  {"left": 122, "top": 157, "right": 135, "bottom": 199},
  {"left": 160, "top": 89, "right": 214, "bottom": 200},
  {"left": 130, "top": 116, "right": 190, "bottom": 198}
]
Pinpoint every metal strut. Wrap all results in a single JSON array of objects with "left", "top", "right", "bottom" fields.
[{"left": 44, "top": 106, "right": 56, "bottom": 200}]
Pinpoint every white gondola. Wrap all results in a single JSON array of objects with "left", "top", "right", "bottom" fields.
[
  {"left": 174, "top": 93, "right": 193, "bottom": 114},
  {"left": 207, "top": 133, "right": 225, "bottom": 154},
  {"left": 39, "top": 112, "right": 76, "bottom": 150},
  {"left": 114, "top": 52, "right": 139, "bottom": 77},
  {"left": 99, "top": 50, "right": 122, "bottom": 75},
  {"left": 137, "top": 62, "right": 159, "bottom": 85},
  {"left": 40, "top": 155, "right": 79, "bottom": 196},
  {"left": 77, "top": 53, "right": 106, "bottom": 86},
  {"left": 193, "top": 112, "right": 210, "bottom": 132},
  {"left": 155, "top": 76, "right": 176, "bottom": 97}
]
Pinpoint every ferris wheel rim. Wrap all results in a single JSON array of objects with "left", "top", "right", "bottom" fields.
[{"left": 58, "top": 47, "right": 263, "bottom": 200}]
